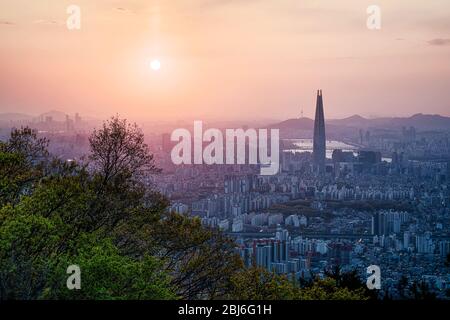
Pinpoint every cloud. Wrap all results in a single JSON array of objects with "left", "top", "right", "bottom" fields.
[
  {"left": 428, "top": 38, "right": 450, "bottom": 46},
  {"left": 115, "top": 7, "right": 135, "bottom": 14},
  {"left": 198, "top": 0, "right": 261, "bottom": 9},
  {"left": 0, "top": 20, "right": 14, "bottom": 25},
  {"left": 33, "top": 19, "right": 65, "bottom": 26},
  {"left": 33, "top": 19, "right": 61, "bottom": 25}
]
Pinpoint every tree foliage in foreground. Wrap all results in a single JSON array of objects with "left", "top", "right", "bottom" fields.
[
  {"left": 0, "top": 117, "right": 372, "bottom": 300},
  {"left": 229, "top": 267, "right": 369, "bottom": 300}
]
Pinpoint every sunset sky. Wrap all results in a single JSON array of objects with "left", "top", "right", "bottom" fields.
[{"left": 0, "top": 0, "right": 449, "bottom": 121}]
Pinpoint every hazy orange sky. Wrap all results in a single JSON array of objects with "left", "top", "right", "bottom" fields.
[{"left": 0, "top": 0, "right": 449, "bottom": 121}]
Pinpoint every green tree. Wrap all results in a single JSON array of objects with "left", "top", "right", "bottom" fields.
[
  {"left": 296, "top": 278, "right": 369, "bottom": 300},
  {"left": 0, "top": 209, "right": 66, "bottom": 299},
  {"left": 228, "top": 267, "right": 370, "bottom": 300},
  {"left": 87, "top": 117, "right": 243, "bottom": 299},
  {"left": 44, "top": 234, "right": 176, "bottom": 300},
  {"left": 0, "top": 118, "right": 242, "bottom": 300},
  {"left": 0, "top": 200, "right": 176, "bottom": 300},
  {"left": 0, "top": 126, "right": 48, "bottom": 162},
  {"left": 410, "top": 280, "right": 437, "bottom": 300},
  {"left": 0, "top": 123, "right": 176, "bottom": 300},
  {"left": 397, "top": 275, "right": 410, "bottom": 299},
  {"left": 150, "top": 213, "right": 243, "bottom": 299},
  {"left": 228, "top": 267, "right": 296, "bottom": 300},
  {"left": 0, "top": 127, "right": 48, "bottom": 206},
  {"left": 88, "top": 116, "right": 159, "bottom": 183},
  {"left": 325, "top": 265, "right": 378, "bottom": 299}
]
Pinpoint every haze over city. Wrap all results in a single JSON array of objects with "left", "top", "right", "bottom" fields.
[
  {"left": 1, "top": 0, "right": 450, "bottom": 307},
  {"left": 1, "top": 0, "right": 450, "bottom": 121}
]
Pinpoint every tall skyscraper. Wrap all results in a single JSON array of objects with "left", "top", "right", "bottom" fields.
[{"left": 313, "top": 89, "right": 326, "bottom": 172}]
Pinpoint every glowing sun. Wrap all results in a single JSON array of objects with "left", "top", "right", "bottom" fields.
[{"left": 150, "top": 59, "right": 161, "bottom": 71}]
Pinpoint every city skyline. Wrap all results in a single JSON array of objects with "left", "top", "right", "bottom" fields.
[{"left": 2, "top": 107, "right": 450, "bottom": 124}]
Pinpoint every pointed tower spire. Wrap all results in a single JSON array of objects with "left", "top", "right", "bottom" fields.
[{"left": 313, "top": 89, "right": 326, "bottom": 173}]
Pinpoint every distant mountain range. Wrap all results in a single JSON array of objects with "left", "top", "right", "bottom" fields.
[
  {"left": 271, "top": 117, "right": 315, "bottom": 131},
  {"left": 38, "top": 110, "right": 69, "bottom": 122},
  {"left": 328, "top": 113, "right": 450, "bottom": 131},
  {"left": 0, "top": 110, "right": 100, "bottom": 123},
  {"left": 0, "top": 113, "right": 34, "bottom": 122},
  {"left": 0, "top": 110, "right": 68, "bottom": 122},
  {"left": 269, "top": 117, "right": 335, "bottom": 139},
  {"left": 270, "top": 113, "right": 450, "bottom": 133},
  {"left": 0, "top": 111, "right": 449, "bottom": 132}
]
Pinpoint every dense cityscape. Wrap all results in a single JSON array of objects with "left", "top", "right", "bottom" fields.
[{"left": 2, "top": 90, "right": 449, "bottom": 300}]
